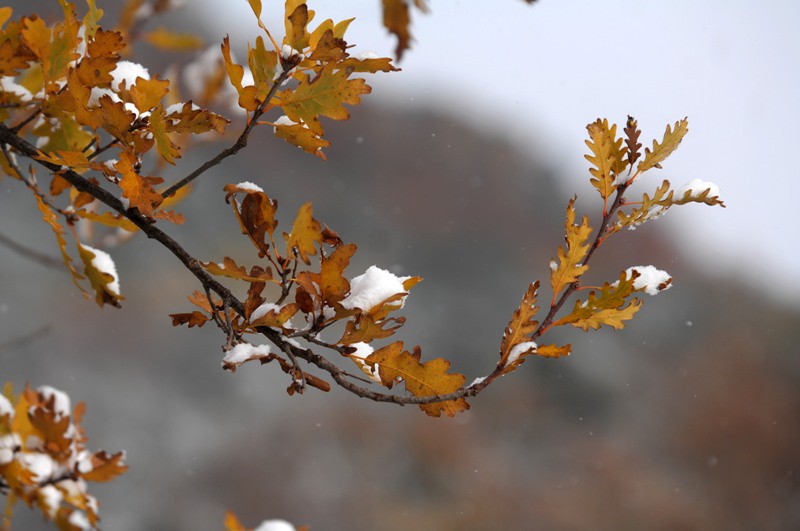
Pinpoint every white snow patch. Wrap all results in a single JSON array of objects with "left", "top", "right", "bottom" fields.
[
  {"left": 37, "top": 385, "right": 71, "bottom": 417},
  {"left": 0, "top": 394, "right": 14, "bottom": 421},
  {"left": 111, "top": 61, "right": 150, "bottom": 91},
  {"left": 183, "top": 46, "right": 223, "bottom": 99},
  {"left": 341, "top": 266, "right": 411, "bottom": 312},
  {"left": 68, "top": 510, "right": 92, "bottom": 530},
  {"left": 88, "top": 87, "right": 121, "bottom": 108},
  {"left": 678, "top": 178, "right": 721, "bottom": 200},
  {"left": 82, "top": 245, "right": 121, "bottom": 295},
  {"left": 39, "top": 485, "right": 63, "bottom": 518},
  {"left": 235, "top": 181, "right": 264, "bottom": 194},
  {"left": 250, "top": 302, "right": 280, "bottom": 322},
  {"left": 20, "top": 452, "right": 56, "bottom": 482},
  {"left": 222, "top": 343, "right": 271, "bottom": 371},
  {"left": 623, "top": 265, "right": 672, "bottom": 296},
  {"left": 349, "top": 342, "right": 380, "bottom": 383},
  {"left": 469, "top": 376, "right": 486, "bottom": 387},
  {"left": 254, "top": 519, "right": 296, "bottom": 531},
  {"left": 354, "top": 51, "right": 380, "bottom": 60},
  {"left": 0, "top": 77, "right": 33, "bottom": 102},
  {"left": 506, "top": 341, "right": 536, "bottom": 366}
]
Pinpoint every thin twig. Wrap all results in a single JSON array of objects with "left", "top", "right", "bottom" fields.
[{"left": 161, "top": 70, "right": 292, "bottom": 199}]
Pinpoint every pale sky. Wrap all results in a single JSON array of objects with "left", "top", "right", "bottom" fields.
[{"left": 199, "top": 0, "right": 800, "bottom": 306}]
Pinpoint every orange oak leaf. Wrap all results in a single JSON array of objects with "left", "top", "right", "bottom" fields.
[
  {"left": 284, "top": 202, "right": 322, "bottom": 265},
  {"left": 77, "top": 243, "right": 123, "bottom": 307},
  {"left": 585, "top": 118, "right": 626, "bottom": 202},
  {"left": 169, "top": 311, "right": 209, "bottom": 328},
  {"left": 202, "top": 256, "right": 275, "bottom": 283},
  {"left": 319, "top": 243, "right": 356, "bottom": 306},
  {"left": 535, "top": 344, "right": 572, "bottom": 358},
  {"left": 499, "top": 281, "right": 540, "bottom": 367},
  {"left": 338, "top": 314, "right": 404, "bottom": 345},
  {"left": 554, "top": 271, "right": 641, "bottom": 331},
  {"left": 116, "top": 152, "right": 164, "bottom": 217},
  {"left": 366, "top": 342, "right": 468, "bottom": 417},
  {"left": 80, "top": 451, "right": 128, "bottom": 482},
  {"left": 149, "top": 104, "right": 180, "bottom": 164},
  {"left": 34, "top": 195, "right": 88, "bottom": 296},
  {"left": 143, "top": 27, "right": 203, "bottom": 51}
]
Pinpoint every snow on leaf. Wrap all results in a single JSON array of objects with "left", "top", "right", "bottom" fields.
[
  {"left": 637, "top": 118, "right": 689, "bottom": 173},
  {"left": 674, "top": 178, "right": 725, "bottom": 207},
  {"left": 222, "top": 343, "right": 272, "bottom": 372},
  {"left": 621, "top": 265, "right": 672, "bottom": 296},
  {"left": 284, "top": 202, "right": 322, "bottom": 265},
  {"left": 585, "top": 118, "right": 625, "bottom": 201},
  {"left": 550, "top": 198, "right": 592, "bottom": 300},
  {"left": 77, "top": 243, "right": 123, "bottom": 307},
  {"left": 499, "top": 281, "right": 540, "bottom": 370},
  {"left": 615, "top": 179, "right": 673, "bottom": 230},
  {"left": 366, "top": 342, "right": 469, "bottom": 417}
]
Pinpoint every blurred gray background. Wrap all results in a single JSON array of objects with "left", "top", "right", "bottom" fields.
[{"left": 2, "top": 1, "right": 799, "bottom": 530}]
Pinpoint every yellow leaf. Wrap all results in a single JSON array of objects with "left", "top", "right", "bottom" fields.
[
  {"left": 339, "top": 314, "right": 403, "bottom": 345},
  {"left": 149, "top": 104, "right": 180, "bottom": 164},
  {"left": 277, "top": 63, "right": 371, "bottom": 136},
  {"left": 34, "top": 195, "right": 88, "bottom": 296},
  {"left": 284, "top": 202, "right": 322, "bottom": 264},
  {"left": 143, "top": 27, "right": 203, "bottom": 51},
  {"left": 223, "top": 511, "right": 247, "bottom": 531},
  {"left": 130, "top": 76, "right": 169, "bottom": 113},
  {"left": 499, "top": 281, "right": 540, "bottom": 366},
  {"left": 554, "top": 271, "right": 641, "bottom": 331},
  {"left": 637, "top": 118, "right": 689, "bottom": 173},
  {"left": 274, "top": 122, "right": 331, "bottom": 160},
  {"left": 585, "top": 118, "right": 625, "bottom": 202},
  {"left": 550, "top": 198, "right": 592, "bottom": 299},
  {"left": 366, "top": 342, "right": 469, "bottom": 417},
  {"left": 80, "top": 451, "right": 128, "bottom": 482},
  {"left": 74, "top": 208, "right": 138, "bottom": 232}
]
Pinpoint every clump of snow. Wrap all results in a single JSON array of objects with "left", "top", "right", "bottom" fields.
[
  {"left": 623, "top": 265, "right": 672, "bottom": 296},
  {"left": 222, "top": 343, "right": 272, "bottom": 371},
  {"left": 349, "top": 342, "right": 380, "bottom": 383},
  {"left": 506, "top": 341, "right": 536, "bottom": 366},
  {"left": 0, "top": 394, "right": 14, "bottom": 421},
  {"left": 469, "top": 376, "right": 486, "bottom": 388},
  {"left": 87, "top": 87, "right": 122, "bottom": 108},
  {"left": 0, "top": 77, "right": 33, "bottom": 102},
  {"left": 19, "top": 452, "right": 56, "bottom": 482},
  {"left": 341, "top": 266, "right": 411, "bottom": 312},
  {"left": 38, "top": 485, "right": 64, "bottom": 518},
  {"left": 235, "top": 181, "right": 265, "bottom": 195},
  {"left": 68, "top": 510, "right": 92, "bottom": 530},
  {"left": 354, "top": 51, "right": 380, "bottom": 60},
  {"left": 184, "top": 46, "right": 223, "bottom": 99},
  {"left": 111, "top": 61, "right": 150, "bottom": 91},
  {"left": 37, "top": 385, "right": 71, "bottom": 418},
  {"left": 678, "top": 178, "right": 721, "bottom": 199},
  {"left": 254, "top": 519, "right": 296, "bottom": 531},
  {"left": 82, "top": 245, "right": 121, "bottom": 295},
  {"left": 280, "top": 44, "right": 299, "bottom": 60}
]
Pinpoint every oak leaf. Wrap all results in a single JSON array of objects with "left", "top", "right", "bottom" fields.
[
  {"left": 284, "top": 202, "right": 322, "bottom": 264},
  {"left": 366, "top": 342, "right": 468, "bottom": 417},
  {"left": 143, "top": 27, "right": 203, "bottom": 50},
  {"left": 274, "top": 122, "right": 331, "bottom": 160},
  {"left": 34, "top": 194, "right": 88, "bottom": 296},
  {"left": 149, "top": 104, "right": 180, "bottom": 164},
  {"left": 203, "top": 256, "right": 275, "bottom": 283},
  {"left": 130, "top": 77, "right": 169, "bottom": 113},
  {"left": 638, "top": 118, "right": 689, "bottom": 173},
  {"left": 499, "top": 281, "right": 540, "bottom": 366},
  {"left": 585, "top": 118, "right": 625, "bottom": 202},
  {"left": 277, "top": 63, "right": 371, "bottom": 136},
  {"left": 116, "top": 152, "right": 164, "bottom": 217},
  {"left": 80, "top": 451, "right": 128, "bottom": 482},
  {"left": 77, "top": 243, "right": 123, "bottom": 307},
  {"left": 550, "top": 198, "right": 592, "bottom": 299},
  {"left": 339, "top": 314, "right": 404, "bottom": 345},
  {"left": 554, "top": 271, "right": 641, "bottom": 331},
  {"left": 536, "top": 344, "right": 572, "bottom": 358},
  {"left": 169, "top": 311, "right": 209, "bottom": 328},
  {"left": 226, "top": 187, "right": 279, "bottom": 257},
  {"left": 319, "top": 243, "right": 356, "bottom": 306}
]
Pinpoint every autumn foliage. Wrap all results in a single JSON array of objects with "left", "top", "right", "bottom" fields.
[{"left": 0, "top": 0, "right": 724, "bottom": 528}]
